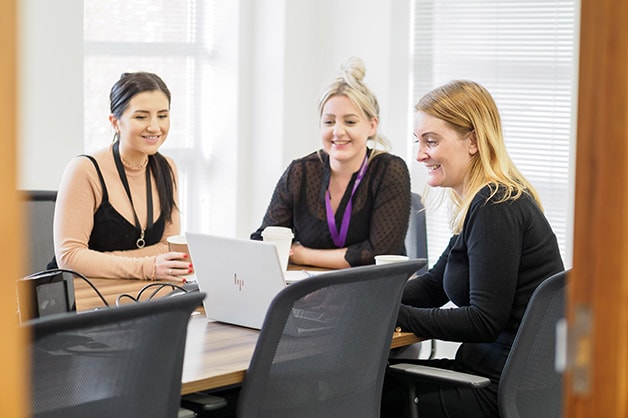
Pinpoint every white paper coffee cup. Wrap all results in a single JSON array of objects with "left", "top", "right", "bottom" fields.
[{"left": 261, "top": 226, "right": 294, "bottom": 272}]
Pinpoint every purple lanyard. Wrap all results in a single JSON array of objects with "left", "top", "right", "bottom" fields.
[{"left": 325, "top": 154, "right": 369, "bottom": 248}]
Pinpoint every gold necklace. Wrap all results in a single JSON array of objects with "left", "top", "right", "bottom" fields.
[{"left": 120, "top": 156, "right": 148, "bottom": 170}]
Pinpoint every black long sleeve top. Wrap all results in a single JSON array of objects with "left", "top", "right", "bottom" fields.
[
  {"left": 397, "top": 184, "right": 564, "bottom": 390},
  {"left": 251, "top": 149, "right": 411, "bottom": 266}
]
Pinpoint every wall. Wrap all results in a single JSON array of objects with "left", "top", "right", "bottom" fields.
[
  {"left": 18, "top": 0, "right": 83, "bottom": 191},
  {"left": 241, "top": 0, "right": 414, "bottom": 235},
  {"left": 18, "top": 0, "right": 414, "bottom": 239}
]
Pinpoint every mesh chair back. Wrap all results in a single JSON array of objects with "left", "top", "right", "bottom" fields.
[
  {"left": 237, "top": 260, "right": 424, "bottom": 418},
  {"left": 20, "top": 190, "right": 57, "bottom": 274},
  {"left": 27, "top": 292, "right": 205, "bottom": 418},
  {"left": 405, "top": 193, "right": 428, "bottom": 274},
  {"left": 498, "top": 270, "right": 567, "bottom": 418}
]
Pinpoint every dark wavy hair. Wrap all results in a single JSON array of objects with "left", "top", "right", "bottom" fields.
[{"left": 110, "top": 72, "right": 177, "bottom": 222}]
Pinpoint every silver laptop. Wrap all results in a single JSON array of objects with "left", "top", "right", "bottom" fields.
[{"left": 186, "top": 232, "right": 288, "bottom": 329}]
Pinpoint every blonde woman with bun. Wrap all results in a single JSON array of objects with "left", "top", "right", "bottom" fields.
[{"left": 251, "top": 57, "right": 411, "bottom": 269}]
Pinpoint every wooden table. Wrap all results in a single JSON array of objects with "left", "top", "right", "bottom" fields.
[
  {"left": 181, "top": 314, "right": 258, "bottom": 393},
  {"left": 73, "top": 275, "right": 422, "bottom": 394}
]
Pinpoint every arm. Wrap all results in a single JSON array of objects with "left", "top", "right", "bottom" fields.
[
  {"left": 345, "top": 155, "right": 411, "bottom": 265},
  {"left": 54, "top": 156, "right": 179, "bottom": 280},
  {"left": 401, "top": 236, "right": 454, "bottom": 308},
  {"left": 292, "top": 154, "right": 411, "bottom": 268},
  {"left": 251, "top": 163, "right": 295, "bottom": 240},
  {"left": 289, "top": 243, "right": 350, "bottom": 269},
  {"left": 107, "top": 158, "right": 185, "bottom": 280},
  {"left": 250, "top": 161, "right": 351, "bottom": 269},
  {"left": 397, "top": 196, "right": 522, "bottom": 342}
]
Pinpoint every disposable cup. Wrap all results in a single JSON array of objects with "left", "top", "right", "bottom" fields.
[
  {"left": 261, "top": 226, "right": 294, "bottom": 272},
  {"left": 374, "top": 255, "right": 410, "bottom": 265},
  {"left": 167, "top": 235, "right": 195, "bottom": 280}
]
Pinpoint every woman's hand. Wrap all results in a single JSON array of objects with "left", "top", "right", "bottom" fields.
[
  {"left": 289, "top": 242, "right": 306, "bottom": 266},
  {"left": 154, "top": 252, "right": 194, "bottom": 282}
]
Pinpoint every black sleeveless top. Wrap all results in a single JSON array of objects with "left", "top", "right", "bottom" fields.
[
  {"left": 84, "top": 155, "right": 165, "bottom": 252},
  {"left": 47, "top": 155, "right": 166, "bottom": 270}
]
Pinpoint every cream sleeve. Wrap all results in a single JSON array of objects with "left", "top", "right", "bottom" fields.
[{"left": 53, "top": 154, "right": 180, "bottom": 279}]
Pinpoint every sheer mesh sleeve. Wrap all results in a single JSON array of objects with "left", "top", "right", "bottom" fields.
[
  {"left": 344, "top": 153, "right": 411, "bottom": 265},
  {"left": 251, "top": 150, "right": 411, "bottom": 266},
  {"left": 250, "top": 158, "right": 303, "bottom": 240}
]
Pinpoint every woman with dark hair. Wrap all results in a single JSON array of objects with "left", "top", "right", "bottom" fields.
[{"left": 52, "top": 72, "right": 192, "bottom": 281}]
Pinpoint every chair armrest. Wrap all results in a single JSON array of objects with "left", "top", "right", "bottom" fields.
[{"left": 388, "top": 363, "right": 491, "bottom": 389}]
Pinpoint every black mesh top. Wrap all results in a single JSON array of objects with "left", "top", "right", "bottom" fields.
[{"left": 251, "top": 149, "right": 411, "bottom": 266}]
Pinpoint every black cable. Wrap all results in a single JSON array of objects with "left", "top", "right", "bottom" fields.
[
  {"left": 24, "top": 268, "right": 110, "bottom": 308},
  {"left": 138, "top": 282, "right": 173, "bottom": 301},
  {"left": 115, "top": 293, "right": 139, "bottom": 306},
  {"left": 25, "top": 269, "right": 190, "bottom": 308},
  {"left": 116, "top": 282, "right": 189, "bottom": 307},
  {"left": 145, "top": 283, "right": 188, "bottom": 301},
  {"left": 137, "top": 282, "right": 188, "bottom": 300}
]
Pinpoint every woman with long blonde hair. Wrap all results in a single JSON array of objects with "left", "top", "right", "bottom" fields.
[{"left": 383, "top": 80, "right": 564, "bottom": 417}]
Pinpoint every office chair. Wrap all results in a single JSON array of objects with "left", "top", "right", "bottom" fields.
[
  {"left": 26, "top": 291, "right": 206, "bottom": 418},
  {"left": 19, "top": 190, "right": 57, "bottom": 274},
  {"left": 388, "top": 270, "right": 568, "bottom": 418},
  {"left": 405, "top": 192, "right": 428, "bottom": 274},
  {"left": 399, "top": 192, "right": 432, "bottom": 360},
  {"left": 236, "top": 259, "right": 426, "bottom": 418}
]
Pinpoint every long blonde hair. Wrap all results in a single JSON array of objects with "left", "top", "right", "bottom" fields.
[
  {"left": 318, "top": 57, "right": 390, "bottom": 159},
  {"left": 416, "top": 80, "right": 542, "bottom": 233}
]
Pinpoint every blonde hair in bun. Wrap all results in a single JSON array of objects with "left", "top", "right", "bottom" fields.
[
  {"left": 318, "top": 57, "right": 390, "bottom": 154},
  {"left": 339, "top": 56, "right": 366, "bottom": 89}
]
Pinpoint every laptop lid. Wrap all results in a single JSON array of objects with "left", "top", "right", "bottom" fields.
[{"left": 186, "top": 232, "right": 287, "bottom": 329}]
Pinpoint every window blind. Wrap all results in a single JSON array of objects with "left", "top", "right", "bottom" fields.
[
  {"left": 412, "top": 0, "right": 578, "bottom": 266},
  {"left": 83, "top": 0, "right": 232, "bottom": 234}
]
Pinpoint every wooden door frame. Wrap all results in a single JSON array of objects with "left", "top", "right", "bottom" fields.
[
  {"left": 566, "top": 0, "right": 628, "bottom": 416},
  {"left": 0, "top": 0, "right": 29, "bottom": 416}
]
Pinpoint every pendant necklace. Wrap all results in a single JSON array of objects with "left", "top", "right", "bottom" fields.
[{"left": 112, "top": 141, "right": 153, "bottom": 249}]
